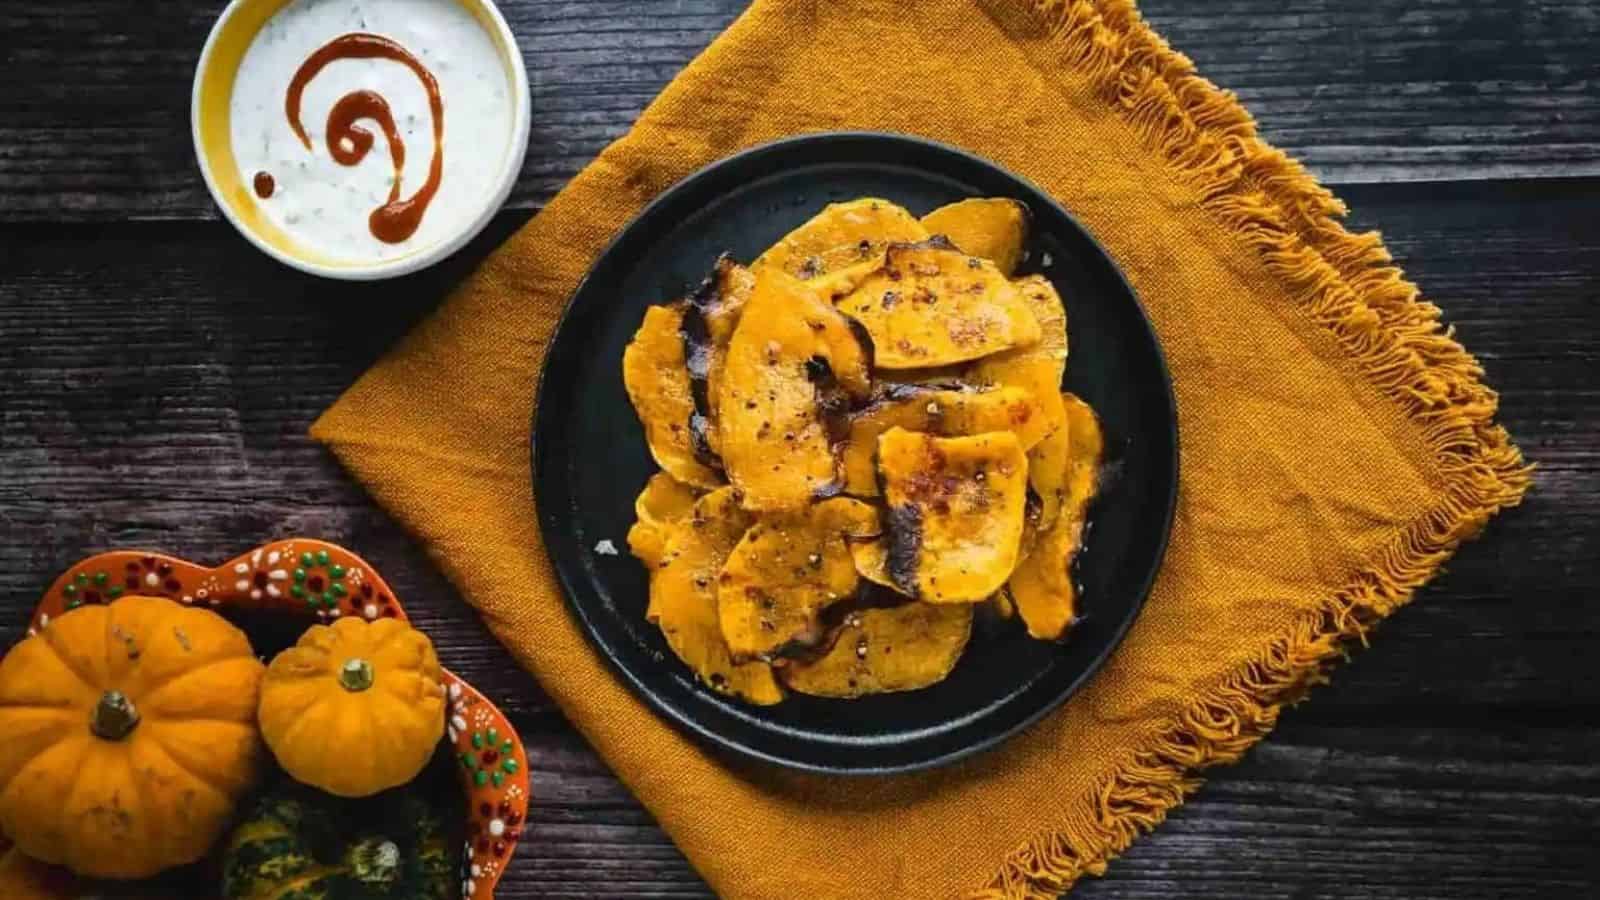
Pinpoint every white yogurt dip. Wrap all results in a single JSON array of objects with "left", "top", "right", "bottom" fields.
[{"left": 229, "top": 0, "right": 514, "bottom": 264}]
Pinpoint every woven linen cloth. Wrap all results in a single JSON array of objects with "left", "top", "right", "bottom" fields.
[{"left": 311, "top": 1, "right": 1530, "bottom": 895}]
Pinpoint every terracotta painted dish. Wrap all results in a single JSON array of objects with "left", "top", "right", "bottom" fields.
[{"left": 21, "top": 539, "right": 529, "bottom": 899}]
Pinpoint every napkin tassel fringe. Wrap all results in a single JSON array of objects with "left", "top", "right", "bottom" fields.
[{"left": 978, "top": 1, "right": 1532, "bottom": 897}]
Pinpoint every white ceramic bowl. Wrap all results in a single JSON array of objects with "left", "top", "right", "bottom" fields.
[{"left": 192, "top": 0, "right": 531, "bottom": 280}]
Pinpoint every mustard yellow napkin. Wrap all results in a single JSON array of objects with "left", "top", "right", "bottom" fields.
[{"left": 311, "top": 0, "right": 1529, "bottom": 895}]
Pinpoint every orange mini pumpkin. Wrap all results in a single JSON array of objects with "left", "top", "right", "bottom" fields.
[
  {"left": 258, "top": 617, "right": 446, "bottom": 798},
  {"left": 0, "top": 596, "right": 266, "bottom": 879}
]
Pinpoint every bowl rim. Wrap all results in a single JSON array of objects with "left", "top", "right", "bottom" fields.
[{"left": 190, "top": 0, "right": 532, "bottom": 281}]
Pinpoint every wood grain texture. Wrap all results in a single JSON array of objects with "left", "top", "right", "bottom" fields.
[
  {"left": 2, "top": 173, "right": 1596, "bottom": 896},
  {"left": 2, "top": 0, "right": 1599, "bottom": 221}
]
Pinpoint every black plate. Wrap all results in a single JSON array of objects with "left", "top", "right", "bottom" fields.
[{"left": 533, "top": 133, "right": 1177, "bottom": 774}]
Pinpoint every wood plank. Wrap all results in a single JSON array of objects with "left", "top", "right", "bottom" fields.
[
  {"left": 1140, "top": 0, "right": 1600, "bottom": 184},
  {"left": 1073, "top": 725, "right": 1600, "bottom": 899},
  {"left": 3, "top": 0, "right": 1598, "bottom": 221}
]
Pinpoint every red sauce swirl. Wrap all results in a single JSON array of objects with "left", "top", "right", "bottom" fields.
[{"left": 283, "top": 33, "right": 444, "bottom": 244}]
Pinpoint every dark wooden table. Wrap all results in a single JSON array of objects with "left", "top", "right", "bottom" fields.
[{"left": 3, "top": 2, "right": 1597, "bottom": 897}]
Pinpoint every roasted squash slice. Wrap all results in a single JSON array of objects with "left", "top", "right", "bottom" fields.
[
  {"left": 971, "top": 274, "right": 1071, "bottom": 524},
  {"left": 626, "top": 472, "right": 702, "bottom": 568},
  {"left": 920, "top": 197, "right": 1030, "bottom": 276},
  {"left": 626, "top": 522, "right": 671, "bottom": 571},
  {"left": 717, "top": 498, "right": 879, "bottom": 661},
  {"left": 1026, "top": 420, "right": 1071, "bottom": 532},
  {"left": 848, "top": 498, "right": 1037, "bottom": 599},
  {"left": 780, "top": 600, "right": 974, "bottom": 697},
  {"left": 646, "top": 487, "right": 784, "bottom": 704},
  {"left": 1008, "top": 394, "right": 1103, "bottom": 640},
  {"left": 682, "top": 256, "right": 758, "bottom": 458},
  {"left": 878, "top": 428, "right": 1029, "bottom": 603},
  {"left": 716, "top": 270, "right": 872, "bottom": 511},
  {"left": 848, "top": 514, "right": 1046, "bottom": 602},
  {"left": 842, "top": 383, "right": 1050, "bottom": 495},
  {"left": 623, "top": 304, "right": 723, "bottom": 488},
  {"left": 754, "top": 197, "right": 929, "bottom": 299},
  {"left": 848, "top": 535, "right": 895, "bottom": 592},
  {"left": 847, "top": 528, "right": 1029, "bottom": 607},
  {"left": 691, "top": 253, "right": 758, "bottom": 346},
  {"left": 837, "top": 238, "right": 1042, "bottom": 369}
]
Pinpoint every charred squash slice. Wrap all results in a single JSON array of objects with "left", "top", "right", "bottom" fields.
[
  {"left": 837, "top": 238, "right": 1042, "bottom": 369},
  {"left": 716, "top": 270, "right": 872, "bottom": 511},
  {"left": 849, "top": 491, "right": 1039, "bottom": 602},
  {"left": 920, "top": 197, "right": 1030, "bottom": 276},
  {"left": 692, "top": 254, "right": 758, "bottom": 346},
  {"left": 842, "top": 384, "right": 1049, "bottom": 496},
  {"left": 754, "top": 197, "right": 929, "bottom": 299},
  {"left": 780, "top": 601, "right": 973, "bottom": 697},
  {"left": 847, "top": 527, "right": 1032, "bottom": 608},
  {"left": 626, "top": 472, "right": 702, "bottom": 568},
  {"left": 971, "top": 275, "right": 1071, "bottom": 524},
  {"left": 849, "top": 387, "right": 1048, "bottom": 586},
  {"left": 1008, "top": 394, "right": 1103, "bottom": 640},
  {"left": 717, "top": 498, "right": 879, "bottom": 661},
  {"left": 878, "top": 428, "right": 1029, "bottom": 603},
  {"left": 623, "top": 304, "right": 724, "bottom": 488},
  {"left": 682, "top": 256, "right": 758, "bottom": 458},
  {"left": 645, "top": 487, "right": 784, "bottom": 704}
]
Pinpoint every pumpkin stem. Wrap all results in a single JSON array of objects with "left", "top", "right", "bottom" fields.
[
  {"left": 347, "top": 837, "right": 401, "bottom": 884},
  {"left": 89, "top": 690, "right": 140, "bottom": 740},
  {"left": 339, "top": 658, "right": 375, "bottom": 692}
]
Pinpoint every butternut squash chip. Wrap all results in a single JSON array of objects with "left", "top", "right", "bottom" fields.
[
  {"left": 754, "top": 197, "right": 929, "bottom": 299},
  {"left": 970, "top": 275, "right": 1071, "bottom": 525},
  {"left": 643, "top": 488, "right": 784, "bottom": 704},
  {"left": 920, "top": 197, "right": 1030, "bottom": 276},
  {"left": 717, "top": 498, "right": 878, "bottom": 662},
  {"left": 878, "top": 428, "right": 1029, "bottom": 603},
  {"left": 847, "top": 525, "right": 1033, "bottom": 608},
  {"left": 838, "top": 238, "right": 1042, "bottom": 369},
  {"left": 848, "top": 535, "right": 895, "bottom": 592},
  {"left": 780, "top": 601, "right": 974, "bottom": 698},
  {"left": 850, "top": 497, "right": 1038, "bottom": 602},
  {"left": 681, "top": 256, "right": 758, "bottom": 457},
  {"left": 626, "top": 472, "right": 702, "bottom": 568},
  {"left": 1008, "top": 394, "right": 1104, "bottom": 640},
  {"left": 1026, "top": 421, "right": 1071, "bottom": 532},
  {"left": 623, "top": 304, "right": 723, "bottom": 488},
  {"left": 716, "top": 270, "right": 872, "bottom": 511},
  {"left": 842, "top": 383, "right": 1050, "bottom": 496},
  {"left": 691, "top": 254, "right": 758, "bottom": 346},
  {"left": 636, "top": 470, "right": 701, "bottom": 524}
]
